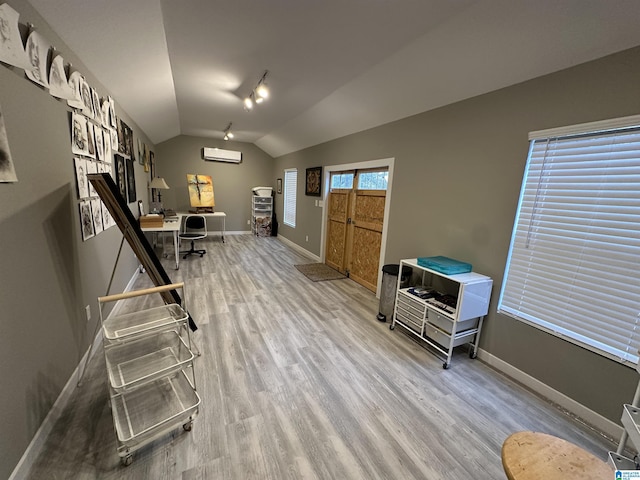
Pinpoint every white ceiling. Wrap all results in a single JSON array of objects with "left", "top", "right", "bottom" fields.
[{"left": 29, "top": 0, "right": 640, "bottom": 158}]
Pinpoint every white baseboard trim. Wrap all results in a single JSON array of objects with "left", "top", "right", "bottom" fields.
[
  {"left": 277, "top": 234, "right": 320, "bottom": 262},
  {"left": 225, "top": 230, "right": 252, "bottom": 235},
  {"left": 9, "top": 268, "right": 141, "bottom": 480},
  {"left": 478, "top": 349, "right": 622, "bottom": 440}
]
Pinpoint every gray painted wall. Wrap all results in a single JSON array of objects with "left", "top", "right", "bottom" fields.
[
  {"left": 0, "top": 2, "right": 153, "bottom": 477},
  {"left": 3, "top": 3, "right": 640, "bottom": 476},
  {"left": 273, "top": 46, "right": 640, "bottom": 424},
  {"left": 155, "top": 135, "right": 275, "bottom": 232}
]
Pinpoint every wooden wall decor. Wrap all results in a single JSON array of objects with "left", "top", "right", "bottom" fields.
[{"left": 88, "top": 172, "right": 197, "bottom": 331}]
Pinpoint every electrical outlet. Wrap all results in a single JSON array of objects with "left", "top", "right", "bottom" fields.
[
  {"left": 85, "top": 305, "right": 91, "bottom": 322},
  {"left": 305, "top": 235, "right": 309, "bottom": 242},
  {"left": 247, "top": 219, "right": 250, "bottom": 225}
]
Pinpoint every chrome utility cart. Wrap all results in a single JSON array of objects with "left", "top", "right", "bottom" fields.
[{"left": 98, "top": 282, "right": 200, "bottom": 466}]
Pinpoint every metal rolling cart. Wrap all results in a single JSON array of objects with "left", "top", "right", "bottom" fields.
[{"left": 98, "top": 282, "right": 200, "bottom": 466}]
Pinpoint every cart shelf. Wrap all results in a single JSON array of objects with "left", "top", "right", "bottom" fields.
[
  {"left": 105, "top": 330, "right": 194, "bottom": 392},
  {"left": 103, "top": 304, "right": 188, "bottom": 342},
  {"left": 111, "top": 370, "right": 200, "bottom": 446}
]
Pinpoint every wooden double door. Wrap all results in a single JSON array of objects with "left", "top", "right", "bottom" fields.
[{"left": 325, "top": 174, "right": 386, "bottom": 293}]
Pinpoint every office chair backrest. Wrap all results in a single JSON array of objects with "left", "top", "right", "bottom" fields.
[{"left": 182, "top": 215, "right": 207, "bottom": 238}]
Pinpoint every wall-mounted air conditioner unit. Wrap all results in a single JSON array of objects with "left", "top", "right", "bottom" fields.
[{"left": 202, "top": 147, "right": 242, "bottom": 163}]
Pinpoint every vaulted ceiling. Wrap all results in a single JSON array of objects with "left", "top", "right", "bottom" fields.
[{"left": 29, "top": 0, "right": 640, "bottom": 158}]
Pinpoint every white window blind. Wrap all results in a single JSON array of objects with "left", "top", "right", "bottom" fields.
[
  {"left": 283, "top": 168, "right": 297, "bottom": 227},
  {"left": 498, "top": 122, "right": 640, "bottom": 365}
]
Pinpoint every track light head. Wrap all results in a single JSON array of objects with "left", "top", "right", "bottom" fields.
[
  {"left": 244, "top": 93, "right": 254, "bottom": 110},
  {"left": 223, "top": 122, "right": 233, "bottom": 141}
]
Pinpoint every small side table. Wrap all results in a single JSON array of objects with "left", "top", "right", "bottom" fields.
[{"left": 502, "top": 431, "right": 612, "bottom": 480}]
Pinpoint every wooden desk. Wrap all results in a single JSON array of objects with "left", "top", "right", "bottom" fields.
[{"left": 501, "top": 431, "right": 612, "bottom": 480}]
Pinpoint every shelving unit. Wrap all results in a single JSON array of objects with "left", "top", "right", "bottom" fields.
[
  {"left": 98, "top": 282, "right": 200, "bottom": 466},
  {"left": 251, "top": 195, "right": 273, "bottom": 237},
  {"left": 608, "top": 360, "right": 640, "bottom": 470},
  {"left": 390, "top": 258, "right": 492, "bottom": 369}
]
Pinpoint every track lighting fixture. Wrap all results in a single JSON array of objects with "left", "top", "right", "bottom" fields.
[
  {"left": 223, "top": 122, "right": 234, "bottom": 141},
  {"left": 244, "top": 70, "right": 269, "bottom": 111}
]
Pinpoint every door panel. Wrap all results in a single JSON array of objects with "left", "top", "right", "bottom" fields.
[
  {"left": 325, "top": 189, "right": 350, "bottom": 273},
  {"left": 347, "top": 190, "right": 385, "bottom": 292}
]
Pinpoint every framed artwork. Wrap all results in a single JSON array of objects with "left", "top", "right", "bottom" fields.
[
  {"left": 277, "top": 178, "right": 282, "bottom": 194},
  {"left": 126, "top": 157, "right": 136, "bottom": 203},
  {"left": 187, "top": 174, "right": 215, "bottom": 208},
  {"left": 305, "top": 166, "right": 322, "bottom": 196}
]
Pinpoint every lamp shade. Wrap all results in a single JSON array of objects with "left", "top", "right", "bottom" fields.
[{"left": 149, "top": 177, "right": 170, "bottom": 189}]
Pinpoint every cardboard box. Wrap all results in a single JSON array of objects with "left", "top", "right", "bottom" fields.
[{"left": 139, "top": 215, "right": 164, "bottom": 228}]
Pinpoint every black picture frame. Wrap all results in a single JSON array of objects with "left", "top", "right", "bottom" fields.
[
  {"left": 277, "top": 178, "right": 282, "bottom": 194},
  {"left": 305, "top": 166, "right": 322, "bottom": 196},
  {"left": 126, "top": 157, "right": 136, "bottom": 203}
]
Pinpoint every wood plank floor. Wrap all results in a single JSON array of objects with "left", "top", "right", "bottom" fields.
[{"left": 23, "top": 235, "right": 615, "bottom": 479}]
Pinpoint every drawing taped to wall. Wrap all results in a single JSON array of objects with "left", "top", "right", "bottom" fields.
[
  {"left": 48, "top": 55, "right": 75, "bottom": 101},
  {"left": 0, "top": 103, "right": 17, "bottom": 183},
  {"left": 91, "top": 198, "right": 104, "bottom": 235},
  {"left": 95, "top": 126, "right": 104, "bottom": 161},
  {"left": 86, "top": 160, "right": 98, "bottom": 197},
  {"left": 0, "top": 3, "right": 31, "bottom": 70},
  {"left": 71, "top": 112, "right": 89, "bottom": 157},
  {"left": 102, "top": 128, "right": 112, "bottom": 163},
  {"left": 79, "top": 200, "right": 95, "bottom": 241},
  {"left": 24, "top": 30, "right": 50, "bottom": 88},
  {"left": 86, "top": 121, "right": 96, "bottom": 159},
  {"left": 74, "top": 157, "right": 88, "bottom": 198},
  {"left": 67, "top": 71, "right": 85, "bottom": 110}
]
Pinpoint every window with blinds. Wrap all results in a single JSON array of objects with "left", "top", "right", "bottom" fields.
[
  {"left": 283, "top": 168, "right": 297, "bottom": 227},
  {"left": 498, "top": 115, "right": 640, "bottom": 365}
]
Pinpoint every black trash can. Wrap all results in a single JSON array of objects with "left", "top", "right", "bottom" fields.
[{"left": 377, "top": 264, "right": 413, "bottom": 322}]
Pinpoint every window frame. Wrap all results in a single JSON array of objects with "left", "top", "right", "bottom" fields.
[
  {"left": 498, "top": 114, "right": 640, "bottom": 366},
  {"left": 283, "top": 168, "right": 297, "bottom": 228}
]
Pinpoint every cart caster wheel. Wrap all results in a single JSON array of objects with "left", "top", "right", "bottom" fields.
[
  {"left": 389, "top": 324, "right": 395, "bottom": 330},
  {"left": 122, "top": 455, "right": 133, "bottom": 467},
  {"left": 183, "top": 421, "right": 193, "bottom": 432},
  {"left": 442, "top": 362, "right": 450, "bottom": 370},
  {"left": 469, "top": 351, "right": 477, "bottom": 359}
]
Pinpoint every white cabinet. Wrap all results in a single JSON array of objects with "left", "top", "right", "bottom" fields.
[
  {"left": 98, "top": 282, "right": 199, "bottom": 466},
  {"left": 252, "top": 195, "right": 272, "bottom": 237},
  {"left": 390, "top": 258, "right": 492, "bottom": 369}
]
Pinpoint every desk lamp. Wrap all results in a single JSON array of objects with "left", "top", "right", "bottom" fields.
[{"left": 149, "top": 177, "right": 170, "bottom": 213}]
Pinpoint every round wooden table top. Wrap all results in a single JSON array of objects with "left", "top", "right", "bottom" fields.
[{"left": 501, "top": 431, "right": 613, "bottom": 480}]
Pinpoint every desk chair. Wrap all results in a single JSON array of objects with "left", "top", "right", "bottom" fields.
[{"left": 179, "top": 215, "right": 207, "bottom": 259}]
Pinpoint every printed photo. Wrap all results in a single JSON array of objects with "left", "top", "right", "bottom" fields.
[{"left": 114, "top": 154, "right": 126, "bottom": 200}]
